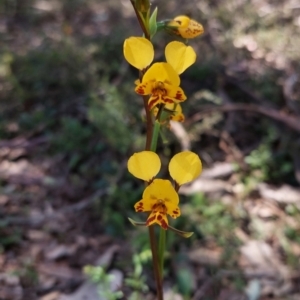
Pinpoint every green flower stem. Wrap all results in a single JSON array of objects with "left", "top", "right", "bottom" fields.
[
  {"left": 150, "top": 120, "right": 161, "bottom": 152},
  {"left": 129, "top": 0, "right": 150, "bottom": 39},
  {"left": 148, "top": 116, "right": 164, "bottom": 300},
  {"left": 151, "top": 114, "right": 166, "bottom": 277},
  {"left": 142, "top": 95, "right": 153, "bottom": 150},
  {"left": 148, "top": 226, "right": 163, "bottom": 300},
  {"left": 158, "top": 227, "right": 166, "bottom": 275},
  {"left": 130, "top": 2, "right": 163, "bottom": 298}
]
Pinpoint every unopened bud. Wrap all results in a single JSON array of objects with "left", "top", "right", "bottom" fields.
[{"left": 167, "top": 15, "right": 204, "bottom": 39}]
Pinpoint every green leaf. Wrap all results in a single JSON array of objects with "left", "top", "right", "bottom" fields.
[
  {"left": 168, "top": 225, "right": 194, "bottom": 238},
  {"left": 149, "top": 7, "right": 158, "bottom": 38},
  {"left": 128, "top": 218, "right": 147, "bottom": 227}
]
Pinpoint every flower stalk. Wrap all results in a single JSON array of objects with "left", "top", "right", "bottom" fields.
[{"left": 124, "top": 2, "right": 204, "bottom": 299}]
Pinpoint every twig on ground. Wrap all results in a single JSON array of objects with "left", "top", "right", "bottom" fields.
[{"left": 187, "top": 104, "right": 300, "bottom": 133}]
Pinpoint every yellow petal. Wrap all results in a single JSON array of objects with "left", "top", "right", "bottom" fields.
[
  {"left": 135, "top": 81, "right": 153, "bottom": 95},
  {"left": 169, "top": 104, "right": 185, "bottom": 122},
  {"left": 143, "top": 62, "right": 180, "bottom": 87},
  {"left": 134, "top": 199, "right": 154, "bottom": 212},
  {"left": 123, "top": 37, "right": 154, "bottom": 70},
  {"left": 143, "top": 179, "right": 179, "bottom": 205},
  {"left": 165, "top": 41, "right": 196, "bottom": 74},
  {"left": 169, "top": 151, "right": 202, "bottom": 186},
  {"left": 128, "top": 151, "right": 161, "bottom": 181},
  {"left": 166, "top": 201, "right": 181, "bottom": 219},
  {"left": 164, "top": 83, "right": 186, "bottom": 101}
]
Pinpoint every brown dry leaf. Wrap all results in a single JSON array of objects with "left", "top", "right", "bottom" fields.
[
  {"left": 95, "top": 245, "right": 120, "bottom": 268},
  {"left": 180, "top": 178, "right": 231, "bottom": 195},
  {"left": 38, "top": 263, "right": 82, "bottom": 280},
  {"left": 39, "top": 291, "right": 61, "bottom": 300},
  {"left": 0, "top": 195, "right": 9, "bottom": 205},
  {"left": 27, "top": 230, "right": 51, "bottom": 241},
  {"left": 45, "top": 244, "right": 77, "bottom": 261},
  {"left": 59, "top": 281, "right": 100, "bottom": 300},
  {"left": 188, "top": 247, "right": 222, "bottom": 266},
  {"left": 239, "top": 240, "right": 292, "bottom": 297},
  {"left": 0, "top": 286, "right": 23, "bottom": 300},
  {"left": 38, "top": 274, "right": 57, "bottom": 292},
  {"left": 0, "top": 159, "right": 44, "bottom": 180},
  {"left": 164, "top": 289, "right": 183, "bottom": 300},
  {"left": 240, "top": 240, "right": 280, "bottom": 271},
  {"left": 217, "top": 288, "right": 247, "bottom": 300},
  {"left": 201, "top": 162, "right": 235, "bottom": 179},
  {"left": 258, "top": 183, "right": 300, "bottom": 204}
]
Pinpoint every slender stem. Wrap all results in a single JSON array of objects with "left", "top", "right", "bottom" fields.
[
  {"left": 149, "top": 119, "right": 164, "bottom": 299},
  {"left": 143, "top": 95, "right": 153, "bottom": 150},
  {"left": 148, "top": 226, "right": 163, "bottom": 300},
  {"left": 129, "top": 2, "right": 163, "bottom": 298},
  {"left": 129, "top": 0, "right": 150, "bottom": 39},
  {"left": 150, "top": 120, "right": 160, "bottom": 152},
  {"left": 158, "top": 228, "right": 166, "bottom": 275}
]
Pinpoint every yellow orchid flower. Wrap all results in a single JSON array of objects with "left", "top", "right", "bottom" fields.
[
  {"left": 135, "top": 62, "right": 186, "bottom": 110},
  {"left": 128, "top": 150, "right": 202, "bottom": 229},
  {"left": 134, "top": 179, "right": 180, "bottom": 229},
  {"left": 168, "top": 15, "right": 204, "bottom": 39},
  {"left": 123, "top": 37, "right": 196, "bottom": 109}
]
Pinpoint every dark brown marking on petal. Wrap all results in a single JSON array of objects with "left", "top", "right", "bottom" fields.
[
  {"left": 146, "top": 215, "right": 156, "bottom": 226},
  {"left": 136, "top": 203, "right": 143, "bottom": 209},
  {"left": 173, "top": 210, "right": 179, "bottom": 215},
  {"left": 163, "top": 98, "right": 174, "bottom": 104},
  {"left": 148, "top": 97, "right": 160, "bottom": 110},
  {"left": 175, "top": 91, "right": 185, "bottom": 100},
  {"left": 157, "top": 214, "right": 163, "bottom": 221},
  {"left": 152, "top": 203, "right": 158, "bottom": 210},
  {"left": 160, "top": 219, "right": 168, "bottom": 230},
  {"left": 136, "top": 85, "right": 147, "bottom": 95}
]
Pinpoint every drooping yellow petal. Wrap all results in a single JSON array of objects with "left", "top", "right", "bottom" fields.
[
  {"left": 128, "top": 151, "right": 161, "bottom": 181},
  {"left": 153, "top": 103, "right": 185, "bottom": 124},
  {"left": 168, "top": 16, "right": 204, "bottom": 39},
  {"left": 169, "top": 151, "right": 202, "bottom": 186},
  {"left": 142, "top": 62, "right": 180, "bottom": 87},
  {"left": 134, "top": 199, "right": 155, "bottom": 212},
  {"left": 165, "top": 41, "right": 196, "bottom": 74},
  {"left": 164, "top": 83, "right": 186, "bottom": 102},
  {"left": 169, "top": 104, "right": 185, "bottom": 122},
  {"left": 123, "top": 37, "right": 154, "bottom": 70},
  {"left": 135, "top": 81, "right": 153, "bottom": 95},
  {"left": 165, "top": 201, "right": 181, "bottom": 219}
]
